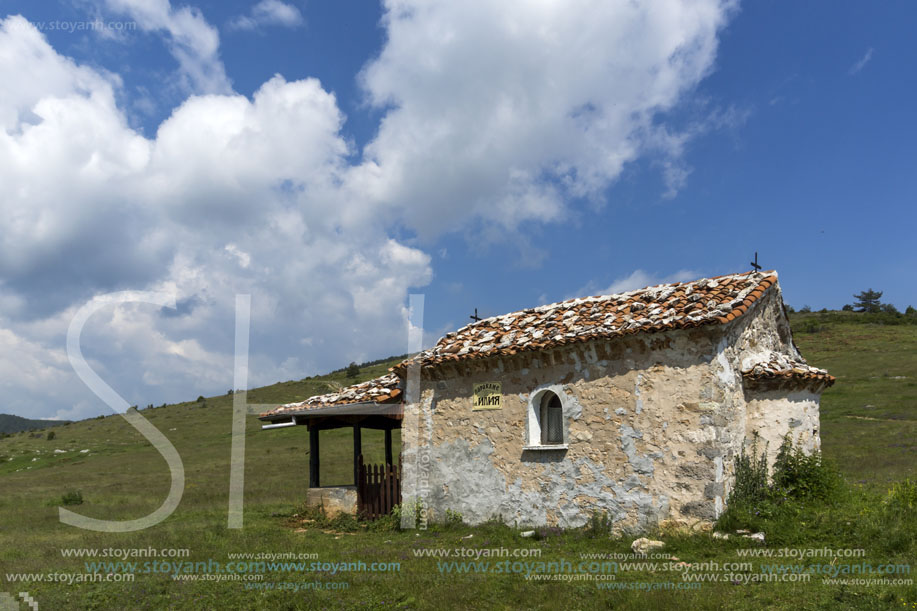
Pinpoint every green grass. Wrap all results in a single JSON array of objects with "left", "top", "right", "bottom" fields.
[
  {"left": 790, "top": 312, "right": 917, "bottom": 488},
  {"left": 0, "top": 317, "right": 915, "bottom": 609}
]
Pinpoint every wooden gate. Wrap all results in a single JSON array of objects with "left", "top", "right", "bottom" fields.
[{"left": 356, "top": 455, "right": 401, "bottom": 519}]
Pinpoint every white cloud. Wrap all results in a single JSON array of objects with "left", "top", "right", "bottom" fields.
[
  {"left": 103, "top": 0, "right": 231, "bottom": 93},
  {"left": 230, "top": 0, "right": 304, "bottom": 31},
  {"left": 849, "top": 48, "right": 874, "bottom": 75},
  {"left": 576, "top": 269, "right": 702, "bottom": 299},
  {"left": 356, "top": 0, "right": 736, "bottom": 234},
  {"left": 0, "top": 16, "right": 429, "bottom": 418}
]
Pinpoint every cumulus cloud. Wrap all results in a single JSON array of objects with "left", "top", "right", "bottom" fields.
[
  {"left": 356, "top": 0, "right": 736, "bottom": 234},
  {"left": 229, "top": 0, "right": 304, "bottom": 31},
  {"left": 0, "top": 0, "right": 737, "bottom": 419},
  {"left": 0, "top": 15, "right": 428, "bottom": 418},
  {"left": 103, "top": 0, "right": 231, "bottom": 93}
]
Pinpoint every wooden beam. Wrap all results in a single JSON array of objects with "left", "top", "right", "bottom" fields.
[
  {"left": 353, "top": 425, "right": 362, "bottom": 486},
  {"left": 309, "top": 426, "right": 320, "bottom": 488},
  {"left": 384, "top": 428, "right": 393, "bottom": 467}
]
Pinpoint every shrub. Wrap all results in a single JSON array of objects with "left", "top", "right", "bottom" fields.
[
  {"left": 842, "top": 304, "right": 854, "bottom": 311},
  {"left": 196, "top": 395, "right": 205, "bottom": 402},
  {"left": 584, "top": 510, "right": 613, "bottom": 538},
  {"left": 799, "top": 305, "right": 812, "bottom": 313},
  {"left": 881, "top": 303, "right": 900, "bottom": 315},
  {"left": 718, "top": 436, "right": 844, "bottom": 534},
  {"left": 730, "top": 436, "right": 769, "bottom": 507},
  {"left": 60, "top": 490, "right": 83, "bottom": 506},
  {"left": 46, "top": 431, "right": 55, "bottom": 441},
  {"left": 444, "top": 508, "right": 464, "bottom": 527},
  {"left": 772, "top": 435, "right": 841, "bottom": 500}
]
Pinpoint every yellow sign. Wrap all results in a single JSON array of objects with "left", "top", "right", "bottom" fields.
[{"left": 472, "top": 381, "right": 502, "bottom": 410}]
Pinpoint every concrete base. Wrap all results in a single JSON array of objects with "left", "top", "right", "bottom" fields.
[{"left": 306, "top": 486, "right": 357, "bottom": 517}]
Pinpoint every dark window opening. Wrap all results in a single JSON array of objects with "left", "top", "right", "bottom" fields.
[{"left": 540, "top": 392, "right": 564, "bottom": 445}]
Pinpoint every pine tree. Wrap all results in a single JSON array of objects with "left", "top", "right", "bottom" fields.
[{"left": 852, "top": 289, "right": 883, "bottom": 313}]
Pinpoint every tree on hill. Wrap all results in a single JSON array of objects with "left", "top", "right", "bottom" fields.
[
  {"left": 852, "top": 289, "right": 883, "bottom": 313},
  {"left": 346, "top": 362, "right": 360, "bottom": 378}
]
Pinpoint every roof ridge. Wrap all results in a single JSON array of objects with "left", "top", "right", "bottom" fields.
[{"left": 393, "top": 269, "right": 780, "bottom": 374}]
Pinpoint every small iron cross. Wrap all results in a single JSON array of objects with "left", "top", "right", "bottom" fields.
[
  {"left": 750, "top": 252, "right": 762, "bottom": 272},
  {"left": 469, "top": 308, "right": 482, "bottom": 322}
]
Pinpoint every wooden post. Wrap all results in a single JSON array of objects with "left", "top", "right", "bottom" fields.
[
  {"left": 384, "top": 427, "right": 393, "bottom": 467},
  {"left": 357, "top": 455, "right": 364, "bottom": 516},
  {"left": 353, "top": 425, "right": 362, "bottom": 486},
  {"left": 309, "top": 426, "right": 320, "bottom": 488}
]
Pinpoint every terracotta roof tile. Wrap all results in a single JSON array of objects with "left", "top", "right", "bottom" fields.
[
  {"left": 741, "top": 352, "right": 835, "bottom": 389},
  {"left": 395, "top": 270, "right": 780, "bottom": 374},
  {"left": 260, "top": 373, "right": 401, "bottom": 419}
]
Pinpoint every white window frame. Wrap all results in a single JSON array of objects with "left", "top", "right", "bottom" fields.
[{"left": 524, "top": 387, "right": 569, "bottom": 451}]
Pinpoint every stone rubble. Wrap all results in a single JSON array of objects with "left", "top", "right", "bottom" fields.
[{"left": 631, "top": 537, "right": 666, "bottom": 554}]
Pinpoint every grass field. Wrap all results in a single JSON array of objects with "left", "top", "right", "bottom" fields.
[{"left": 0, "top": 314, "right": 914, "bottom": 610}]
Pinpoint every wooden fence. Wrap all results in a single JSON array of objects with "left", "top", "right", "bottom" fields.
[{"left": 356, "top": 455, "right": 401, "bottom": 520}]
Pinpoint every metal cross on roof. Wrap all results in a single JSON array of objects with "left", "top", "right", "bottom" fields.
[
  {"left": 469, "top": 308, "right": 482, "bottom": 322},
  {"left": 750, "top": 251, "right": 762, "bottom": 271}
]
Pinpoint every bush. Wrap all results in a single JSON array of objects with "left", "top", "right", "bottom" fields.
[
  {"left": 46, "top": 431, "right": 55, "bottom": 441},
  {"left": 584, "top": 510, "right": 613, "bottom": 538},
  {"left": 196, "top": 395, "right": 205, "bottom": 402},
  {"left": 772, "top": 435, "right": 841, "bottom": 500},
  {"left": 730, "top": 435, "right": 769, "bottom": 508},
  {"left": 444, "top": 508, "right": 464, "bottom": 527},
  {"left": 718, "top": 436, "right": 844, "bottom": 534},
  {"left": 842, "top": 304, "right": 854, "bottom": 311},
  {"left": 799, "top": 305, "right": 812, "bottom": 313},
  {"left": 881, "top": 303, "right": 900, "bottom": 315},
  {"left": 60, "top": 490, "right": 83, "bottom": 506}
]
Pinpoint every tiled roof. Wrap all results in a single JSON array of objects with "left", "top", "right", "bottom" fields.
[
  {"left": 741, "top": 353, "right": 835, "bottom": 389},
  {"left": 260, "top": 373, "right": 401, "bottom": 419},
  {"left": 261, "top": 269, "right": 831, "bottom": 420},
  {"left": 394, "top": 270, "right": 779, "bottom": 373}
]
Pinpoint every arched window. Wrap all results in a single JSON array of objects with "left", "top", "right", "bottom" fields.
[
  {"left": 526, "top": 388, "right": 567, "bottom": 449},
  {"left": 540, "top": 392, "right": 564, "bottom": 445}
]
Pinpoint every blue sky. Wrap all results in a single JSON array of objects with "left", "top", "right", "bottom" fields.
[{"left": 0, "top": 0, "right": 914, "bottom": 420}]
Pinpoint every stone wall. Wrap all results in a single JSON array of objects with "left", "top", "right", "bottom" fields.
[
  {"left": 402, "top": 325, "right": 746, "bottom": 530},
  {"left": 744, "top": 389, "right": 821, "bottom": 466},
  {"left": 721, "top": 286, "right": 822, "bottom": 469}
]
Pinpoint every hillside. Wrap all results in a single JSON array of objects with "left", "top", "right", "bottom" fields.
[
  {"left": 0, "top": 414, "right": 71, "bottom": 435},
  {"left": 789, "top": 311, "right": 917, "bottom": 486}
]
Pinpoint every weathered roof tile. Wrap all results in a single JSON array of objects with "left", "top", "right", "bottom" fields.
[{"left": 394, "top": 270, "right": 781, "bottom": 374}]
